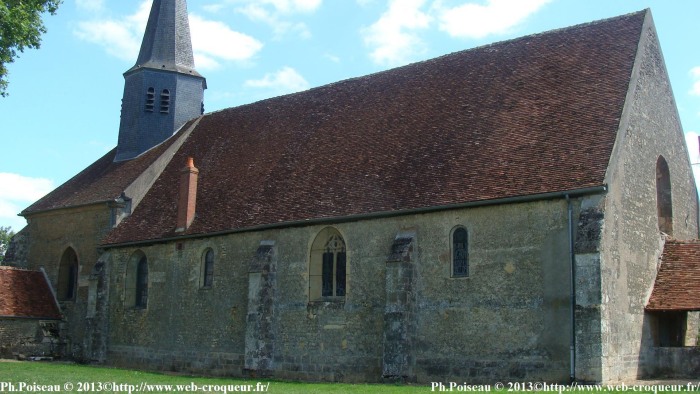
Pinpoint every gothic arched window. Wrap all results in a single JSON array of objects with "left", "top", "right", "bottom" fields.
[
  {"left": 126, "top": 251, "right": 149, "bottom": 309},
  {"left": 310, "top": 227, "right": 347, "bottom": 300},
  {"left": 201, "top": 248, "right": 214, "bottom": 288},
  {"left": 57, "top": 247, "right": 79, "bottom": 301},
  {"left": 656, "top": 156, "right": 673, "bottom": 235},
  {"left": 452, "top": 227, "right": 469, "bottom": 277}
]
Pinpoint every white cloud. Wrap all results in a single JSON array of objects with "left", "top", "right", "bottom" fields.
[
  {"left": 691, "top": 67, "right": 700, "bottom": 96},
  {"left": 434, "top": 0, "right": 551, "bottom": 39},
  {"left": 245, "top": 66, "right": 310, "bottom": 94},
  {"left": 362, "top": 0, "right": 432, "bottom": 67},
  {"left": 74, "top": 2, "right": 261, "bottom": 69},
  {"left": 0, "top": 173, "right": 55, "bottom": 231},
  {"left": 75, "top": 0, "right": 105, "bottom": 13},
  {"left": 190, "top": 14, "right": 263, "bottom": 68}
]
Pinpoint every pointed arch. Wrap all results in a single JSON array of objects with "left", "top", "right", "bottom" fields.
[
  {"left": 451, "top": 226, "right": 469, "bottom": 278},
  {"left": 57, "top": 247, "right": 79, "bottom": 301},
  {"left": 656, "top": 156, "right": 673, "bottom": 235},
  {"left": 309, "top": 227, "right": 347, "bottom": 300},
  {"left": 201, "top": 248, "right": 214, "bottom": 289},
  {"left": 125, "top": 250, "right": 149, "bottom": 309}
]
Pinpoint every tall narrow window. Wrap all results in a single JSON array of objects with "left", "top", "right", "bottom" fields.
[
  {"left": 57, "top": 247, "right": 79, "bottom": 301},
  {"left": 145, "top": 87, "right": 155, "bottom": 112},
  {"left": 310, "top": 227, "right": 347, "bottom": 300},
  {"left": 160, "top": 89, "right": 170, "bottom": 113},
  {"left": 201, "top": 249, "right": 214, "bottom": 288},
  {"left": 135, "top": 256, "right": 149, "bottom": 308},
  {"left": 656, "top": 156, "right": 673, "bottom": 235},
  {"left": 452, "top": 227, "right": 469, "bottom": 277}
]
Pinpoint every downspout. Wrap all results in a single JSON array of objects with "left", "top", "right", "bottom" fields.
[{"left": 566, "top": 194, "right": 576, "bottom": 383}]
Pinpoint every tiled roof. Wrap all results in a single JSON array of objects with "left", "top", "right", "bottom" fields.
[
  {"left": 22, "top": 126, "right": 187, "bottom": 215},
  {"left": 104, "top": 10, "right": 646, "bottom": 245},
  {"left": 646, "top": 240, "right": 700, "bottom": 312},
  {"left": 0, "top": 267, "right": 61, "bottom": 319}
]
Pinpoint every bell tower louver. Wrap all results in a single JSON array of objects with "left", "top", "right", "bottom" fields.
[{"left": 115, "top": 0, "right": 206, "bottom": 162}]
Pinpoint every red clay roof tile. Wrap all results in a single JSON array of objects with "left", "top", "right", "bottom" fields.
[
  {"left": 646, "top": 240, "right": 700, "bottom": 312},
  {"left": 0, "top": 267, "right": 61, "bottom": 320},
  {"left": 100, "top": 11, "right": 646, "bottom": 245}
]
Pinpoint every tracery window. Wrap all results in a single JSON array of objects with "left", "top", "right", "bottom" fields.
[
  {"left": 310, "top": 227, "right": 347, "bottom": 300},
  {"left": 452, "top": 227, "right": 469, "bottom": 277}
]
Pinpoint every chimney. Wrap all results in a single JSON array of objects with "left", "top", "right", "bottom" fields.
[{"left": 176, "top": 157, "right": 199, "bottom": 232}]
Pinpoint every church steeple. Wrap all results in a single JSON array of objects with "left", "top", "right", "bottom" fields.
[{"left": 115, "top": 0, "right": 206, "bottom": 162}]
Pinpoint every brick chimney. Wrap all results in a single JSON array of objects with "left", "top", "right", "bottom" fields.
[{"left": 176, "top": 157, "right": 199, "bottom": 232}]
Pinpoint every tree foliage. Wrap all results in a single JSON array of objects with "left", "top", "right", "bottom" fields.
[
  {"left": 0, "top": 226, "right": 15, "bottom": 263},
  {"left": 0, "top": 0, "right": 61, "bottom": 97}
]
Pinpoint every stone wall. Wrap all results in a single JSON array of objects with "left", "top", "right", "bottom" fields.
[
  {"left": 0, "top": 319, "right": 61, "bottom": 359},
  {"left": 599, "top": 13, "right": 700, "bottom": 383},
  {"left": 105, "top": 197, "right": 581, "bottom": 383},
  {"left": 23, "top": 204, "right": 114, "bottom": 361}
]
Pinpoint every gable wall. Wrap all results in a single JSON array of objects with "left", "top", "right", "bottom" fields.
[
  {"left": 105, "top": 198, "right": 578, "bottom": 383},
  {"left": 23, "top": 204, "right": 114, "bottom": 361},
  {"left": 600, "top": 13, "right": 699, "bottom": 382}
]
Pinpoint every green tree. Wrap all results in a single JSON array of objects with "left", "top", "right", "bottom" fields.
[
  {"left": 0, "top": 226, "right": 15, "bottom": 263},
  {"left": 0, "top": 0, "right": 61, "bottom": 97}
]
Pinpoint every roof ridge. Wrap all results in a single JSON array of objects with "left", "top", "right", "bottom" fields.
[{"left": 205, "top": 9, "right": 648, "bottom": 118}]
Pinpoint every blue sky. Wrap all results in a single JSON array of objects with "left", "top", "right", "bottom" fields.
[{"left": 1, "top": 0, "right": 699, "bottom": 231}]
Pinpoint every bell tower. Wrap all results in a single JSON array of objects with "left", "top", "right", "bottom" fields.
[{"left": 115, "top": 0, "right": 206, "bottom": 162}]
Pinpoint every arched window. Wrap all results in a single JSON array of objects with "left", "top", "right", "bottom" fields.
[
  {"left": 135, "top": 256, "right": 149, "bottom": 308},
  {"left": 160, "top": 89, "right": 170, "bottom": 114},
  {"left": 452, "top": 227, "right": 469, "bottom": 277},
  {"left": 201, "top": 249, "right": 214, "bottom": 288},
  {"left": 125, "top": 251, "right": 148, "bottom": 309},
  {"left": 57, "top": 247, "right": 78, "bottom": 301},
  {"left": 310, "top": 227, "right": 347, "bottom": 300},
  {"left": 656, "top": 156, "right": 673, "bottom": 235},
  {"left": 145, "top": 87, "right": 155, "bottom": 112}
]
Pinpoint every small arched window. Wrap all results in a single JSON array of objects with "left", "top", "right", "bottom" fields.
[
  {"left": 160, "top": 89, "right": 170, "bottom": 114},
  {"left": 57, "top": 247, "right": 79, "bottom": 301},
  {"left": 125, "top": 251, "right": 149, "bottom": 309},
  {"left": 201, "top": 249, "right": 214, "bottom": 288},
  {"left": 310, "top": 227, "right": 347, "bottom": 300},
  {"left": 135, "top": 256, "right": 149, "bottom": 308},
  {"left": 656, "top": 156, "right": 673, "bottom": 235},
  {"left": 452, "top": 227, "right": 469, "bottom": 277},
  {"left": 145, "top": 87, "right": 155, "bottom": 112}
]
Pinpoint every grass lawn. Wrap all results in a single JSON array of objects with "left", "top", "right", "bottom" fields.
[
  {"left": 0, "top": 361, "right": 428, "bottom": 393},
  {"left": 0, "top": 361, "right": 693, "bottom": 393}
]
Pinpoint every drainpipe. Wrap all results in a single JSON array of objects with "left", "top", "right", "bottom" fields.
[{"left": 566, "top": 194, "right": 576, "bottom": 383}]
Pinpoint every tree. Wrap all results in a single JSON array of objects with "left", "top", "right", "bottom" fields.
[
  {"left": 0, "top": 226, "right": 14, "bottom": 263},
  {"left": 0, "top": 0, "right": 61, "bottom": 97}
]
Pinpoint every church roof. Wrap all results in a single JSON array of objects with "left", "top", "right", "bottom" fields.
[
  {"left": 22, "top": 130, "right": 185, "bottom": 215},
  {"left": 103, "top": 10, "right": 647, "bottom": 245},
  {"left": 125, "top": 0, "right": 202, "bottom": 78},
  {"left": 0, "top": 267, "right": 61, "bottom": 320},
  {"left": 646, "top": 240, "right": 700, "bottom": 312}
]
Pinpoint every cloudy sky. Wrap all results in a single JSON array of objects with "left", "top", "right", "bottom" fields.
[{"left": 1, "top": 0, "right": 699, "bottom": 231}]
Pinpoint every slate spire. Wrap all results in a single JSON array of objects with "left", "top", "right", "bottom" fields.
[
  {"left": 128, "top": 0, "right": 200, "bottom": 77},
  {"left": 115, "top": 0, "right": 206, "bottom": 162}
]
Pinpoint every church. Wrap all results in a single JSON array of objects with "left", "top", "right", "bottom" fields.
[{"left": 3, "top": 0, "right": 700, "bottom": 383}]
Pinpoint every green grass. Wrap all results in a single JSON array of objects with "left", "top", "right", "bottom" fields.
[
  {"left": 0, "top": 361, "right": 694, "bottom": 393},
  {"left": 0, "top": 361, "right": 427, "bottom": 393}
]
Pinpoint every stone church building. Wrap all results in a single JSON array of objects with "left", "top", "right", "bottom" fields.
[{"left": 4, "top": 0, "right": 700, "bottom": 383}]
